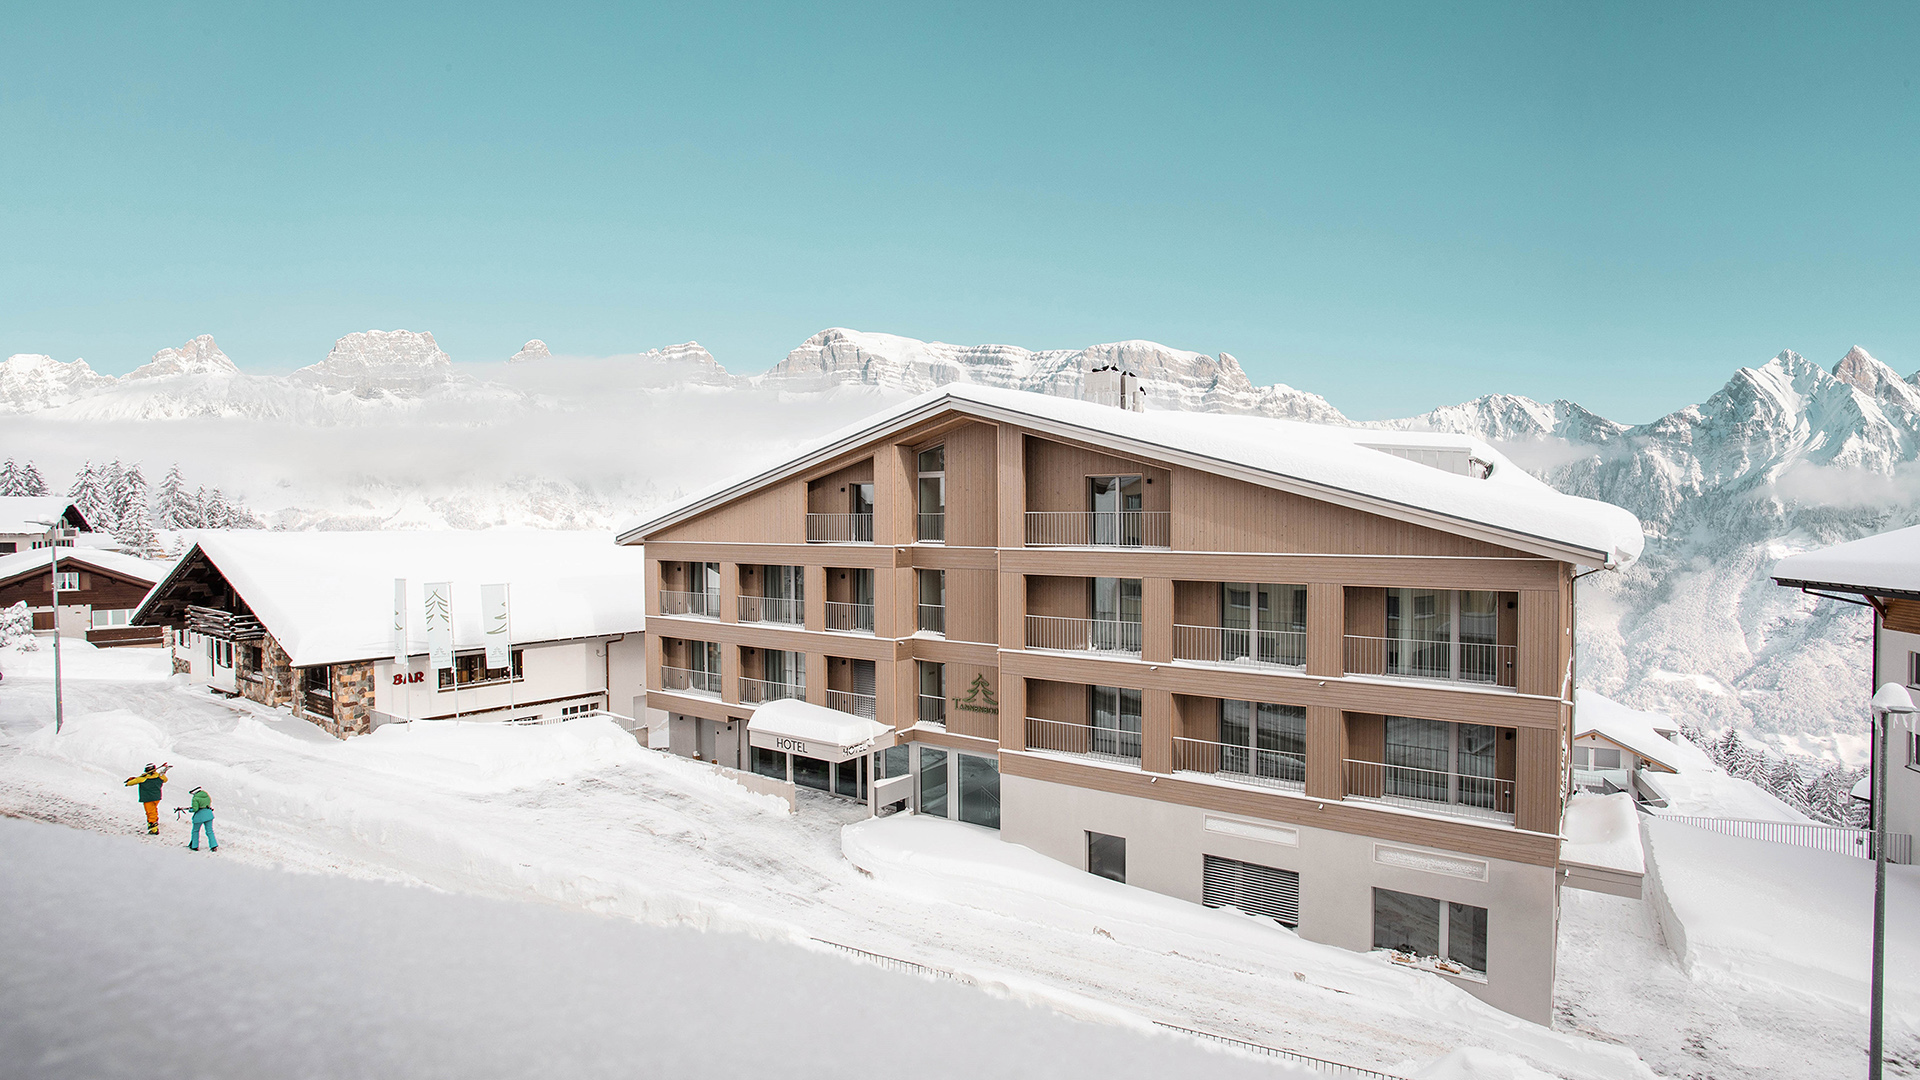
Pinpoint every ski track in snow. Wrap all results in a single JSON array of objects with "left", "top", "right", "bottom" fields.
[{"left": 0, "top": 671, "right": 1891, "bottom": 1078}]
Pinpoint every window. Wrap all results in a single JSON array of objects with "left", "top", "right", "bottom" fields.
[
  {"left": 917, "top": 660, "right": 946, "bottom": 725},
  {"left": 957, "top": 753, "right": 1000, "bottom": 829},
  {"left": 792, "top": 755, "right": 830, "bottom": 791},
  {"left": 850, "top": 483, "right": 875, "bottom": 541},
  {"left": 917, "top": 446, "right": 945, "bottom": 541},
  {"left": 1089, "top": 685, "right": 1143, "bottom": 758},
  {"left": 1087, "top": 832, "right": 1126, "bottom": 882},
  {"left": 0, "top": 542, "right": 13, "bottom": 554},
  {"left": 439, "top": 649, "right": 525, "bottom": 690},
  {"left": 1219, "top": 700, "right": 1306, "bottom": 782},
  {"left": 879, "top": 745, "right": 910, "bottom": 779},
  {"left": 918, "top": 746, "right": 949, "bottom": 817},
  {"left": 917, "top": 569, "right": 945, "bottom": 634},
  {"left": 1591, "top": 746, "right": 1622, "bottom": 769},
  {"left": 1088, "top": 475, "right": 1144, "bottom": 545},
  {"left": 1372, "top": 888, "right": 1488, "bottom": 974},
  {"left": 1384, "top": 716, "right": 1499, "bottom": 809},
  {"left": 1910, "top": 651, "right": 1920, "bottom": 688},
  {"left": 1221, "top": 583, "right": 1307, "bottom": 665},
  {"left": 1090, "top": 577, "right": 1143, "bottom": 652},
  {"left": 754, "top": 565, "right": 805, "bottom": 624},
  {"left": 90, "top": 608, "right": 134, "bottom": 628},
  {"left": 560, "top": 703, "right": 596, "bottom": 718},
  {"left": 752, "top": 746, "right": 788, "bottom": 780},
  {"left": 689, "top": 640, "right": 721, "bottom": 677},
  {"left": 762, "top": 649, "right": 806, "bottom": 690},
  {"left": 1384, "top": 589, "right": 1504, "bottom": 683},
  {"left": 834, "top": 758, "right": 865, "bottom": 799},
  {"left": 1202, "top": 855, "right": 1300, "bottom": 927}
]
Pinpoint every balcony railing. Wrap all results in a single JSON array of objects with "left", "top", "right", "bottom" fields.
[
  {"left": 1025, "top": 510, "right": 1170, "bottom": 549},
  {"left": 826, "top": 688, "right": 878, "bottom": 720},
  {"left": 739, "top": 677, "right": 805, "bottom": 705},
  {"left": 1172, "top": 624, "right": 1307, "bottom": 669},
  {"left": 1172, "top": 737, "right": 1306, "bottom": 793},
  {"left": 807, "top": 513, "right": 873, "bottom": 543},
  {"left": 659, "top": 590, "right": 722, "bottom": 619},
  {"left": 660, "top": 666, "right": 722, "bottom": 697},
  {"left": 919, "top": 694, "right": 947, "bottom": 725},
  {"left": 1342, "top": 759, "right": 1514, "bottom": 824},
  {"left": 917, "top": 512, "right": 945, "bottom": 542},
  {"left": 738, "top": 595, "right": 804, "bottom": 625},
  {"left": 1025, "top": 614, "right": 1142, "bottom": 657},
  {"left": 1342, "top": 635, "right": 1516, "bottom": 687},
  {"left": 1024, "top": 716, "right": 1141, "bottom": 763},
  {"left": 918, "top": 604, "right": 946, "bottom": 635},
  {"left": 825, "top": 601, "right": 875, "bottom": 634}
]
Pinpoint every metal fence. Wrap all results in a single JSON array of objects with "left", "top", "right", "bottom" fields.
[
  {"left": 1658, "top": 814, "right": 1914, "bottom": 864},
  {"left": 1173, "top": 624, "right": 1307, "bottom": 668},
  {"left": 807, "top": 513, "right": 873, "bottom": 543},
  {"left": 659, "top": 590, "right": 722, "bottom": 618},
  {"left": 1025, "top": 614, "right": 1143, "bottom": 656},
  {"left": 1173, "top": 736, "right": 1306, "bottom": 793},
  {"left": 825, "top": 601, "right": 875, "bottom": 633},
  {"left": 738, "top": 595, "right": 804, "bottom": 625},
  {"left": 1024, "top": 510, "right": 1171, "bottom": 548},
  {"left": 1341, "top": 634, "right": 1515, "bottom": 687}
]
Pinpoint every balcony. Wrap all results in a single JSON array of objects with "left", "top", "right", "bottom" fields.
[
  {"left": 826, "top": 688, "right": 878, "bottom": 719},
  {"left": 1172, "top": 625, "right": 1307, "bottom": 669},
  {"left": 1025, "top": 614, "right": 1142, "bottom": 657},
  {"left": 1025, "top": 510, "right": 1170, "bottom": 549},
  {"left": 1343, "top": 635, "right": 1516, "bottom": 687},
  {"left": 739, "top": 677, "right": 805, "bottom": 705},
  {"left": 807, "top": 513, "right": 873, "bottom": 543},
  {"left": 825, "top": 601, "right": 875, "bottom": 634},
  {"left": 917, "top": 512, "right": 945, "bottom": 542},
  {"left": 918, "top": 604, "right": 945, "bottom": 635},
  {"left": 1342, "top": 759, "right": 1514, "bottom": 825},
  {"left": 659, "top": 590, "right": 722, "bottom": 619},
  {"left": 918, "top": 693, "right": 946, "bottom": 725},
  {"left": 660, "top": 666, "right": 722, "bottom": 697},
  {"left": 1025, "top": 716, "right": 1141, "bottom": 764},
  {"left": 1172, "top": 736, "right": 1306, "bottom": 793},
  {"left": 738, "top": 595, "right": 804, "bottom": 626}
]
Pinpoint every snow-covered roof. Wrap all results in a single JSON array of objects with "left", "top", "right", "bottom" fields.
[
  {"left": 746, "top": 698, "right": 896, "bottom": 761},
  {"left": 1771, "top": 524, "right": 1920, "bottom": 600},
  {"left": 0, "top": 546, "right": 170, "bottom": 587},
  {"left": 140, "top": 530, "right": 645, "bottom": 668},
  {"left": 1560, "top": 793, "right": 1646, "bottom": 876},
  {"left": 618, "top": 384, "right": 1644, "bottom": 568},
  {"left": 0, "top": 496, "right": 88, "bottom": 534},
  {"left": 1573, "top": 690, "right": 1681, "bottom": 773}
]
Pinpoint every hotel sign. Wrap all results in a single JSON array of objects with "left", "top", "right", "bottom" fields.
[{"left": 951, "top": 674, "right": 998, "bottom": 715}]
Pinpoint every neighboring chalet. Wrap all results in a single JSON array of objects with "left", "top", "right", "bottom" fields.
[
  {"left": 1569, "top": 694, "right": 1680, "bottom": 807},
  {"left": 1773, "top": 525, "right": 1920, "bottom": 840},
  {"left": 0, "top": 547, "right": 169, "bottom": 646},
  {"left": 0, "top": 496, "right": 92, "bottom": 553},
  {"left": 617, "top": 379, "right": 1644, "bottom": 1024},
  {"left": 135, "top": 531, "right": 649, "bottom": 738}
]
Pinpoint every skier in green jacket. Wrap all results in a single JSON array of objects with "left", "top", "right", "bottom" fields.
[
  {"left": 123, "top": 763, "right": 168, "bottom": 835},
  {"left": 186, "top": 787, "right": 217, "bottom": 852}
]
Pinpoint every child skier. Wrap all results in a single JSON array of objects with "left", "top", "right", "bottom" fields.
[
  {"left": 123, "top": 763, "right": 168, "bottom": 835},
  {"left": 185, "top": 787, "right": 217, "bottom": 852}
]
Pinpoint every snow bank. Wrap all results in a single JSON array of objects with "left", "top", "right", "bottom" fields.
[
  {"left": 1412, "top": 1047, "right": 1561, "bottom": 1080},
  {"left": 26, "top": 708, "right": 173, "bottom": 772},
  {"left": 0, "top": 640, "right": 174, "bottom": 681},
  {"left": 0, "top": 817, "right": 1305, "bottom": 1080},
  {"left": 1772, "top": 522, "right": 1920, "bottom": 595},
  {"left": 1561, "top": 793, "right": 1644, "bottom": 875},
  {"left": 325, "top": 715, "right": 657, "bottom": 795}
]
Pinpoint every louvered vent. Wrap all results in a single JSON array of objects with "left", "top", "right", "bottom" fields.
[{"left": 1202, "top": 854, "right": 1300, "bottom": 927}]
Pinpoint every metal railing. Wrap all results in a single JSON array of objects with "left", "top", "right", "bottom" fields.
[
  {"left": 738, "top": 595, "right": 804, "bottom": 625},
  {"left": 917, "top": 512, "right": 945, "bottom": 542},
  {"left": 1658, "top": 814, "right": 1914, "bottom": 864},
  {"left": 1024, "top": 510, "right": 1170, "bottom": 548},
  {"left": 1343, "top": 759, "right": 1514, "bottom": 824},
  {"left": 659, "top": 665, "right": 722, "bottom": 697},
  {"left": 1172, "top": 624, "right": 1307, "bottom": 669},
  {"left": 739, "top": 676, "right": 805, "bottom": 705},
  {"left": 807, "top": 513, "right": 873, "bottom": 543},
  {"left": 826, "top": 688, "right": 878, "bottom": 720},
  {"left": 919, "top": 694, "right": 947, "bottom": 725},
  {"left": 918, "top": 604, "right": 946, "bottom": 635},
  {"left": 659, "top": 590, "right": 722, "bottom": 618},
  {"left": 1025, "top": 614, "right": 1143, "bottom": 656},
  {"left": 1173, "top": 737, "right": 1306, "bottom": 792},
  {"left": 1025, "top": 716, "right": 1141, "bottom": 763},
  {"left": 1342, "top": 635, "right": 1516, "bottom": 687},
  {"left": 825, "top": 601, "right": 875, "bottom": 633}
]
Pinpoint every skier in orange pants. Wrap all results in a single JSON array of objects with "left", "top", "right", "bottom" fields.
[{"left": 124, "top": 763, "right": 168, "bottom": 835}]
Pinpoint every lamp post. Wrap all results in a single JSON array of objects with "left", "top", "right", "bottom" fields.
[
  {"left": 1869, "top": 681, "right": 1917, "bottom": 1080},
  {"left": 34, "top": 519, "right": 75, "bottom": 734}
]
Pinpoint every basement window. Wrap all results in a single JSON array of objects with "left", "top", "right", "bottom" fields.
[{"left": 439, "top": 649, "right": 525, "bottom": 690}]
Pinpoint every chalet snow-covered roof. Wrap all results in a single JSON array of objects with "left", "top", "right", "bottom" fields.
[
  {"left": 1573, "top": 690, "right": 1681, "bottom": 773},
  {"left": 136, "top": 530, "right": 646, "bottom": 668},
  {"left": 1771, "top": 524, "right": 1920, "bottom": 601},
  {"left": 0, "top": 546, "right": 171, "bottom": 588},
  {"left": 0, "top": 496, "right": 90, "bottom": 535},
  {"left": 617, "top": 384, "right": 1645, "bottom": 568}
]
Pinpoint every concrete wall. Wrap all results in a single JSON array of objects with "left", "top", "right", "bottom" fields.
[
  {"left": 1880, "top": 624, "right": 1920, "bottom": 839},
  {"left": 372, "top": 639, "right": 612, "bottom": 723},
  {"left": 1000, "top": 772, "right": 1560, "bottom": 1023}
]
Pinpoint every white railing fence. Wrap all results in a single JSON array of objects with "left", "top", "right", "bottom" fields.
[
  {"left": 659, "top": 666, "right": 721, "bottom": 696},
  {"left": 738, "top": 595, "right": 805, "bottom": 625},
  {"left": 1343, "top": 759, "right": 1515, "bottom": 824},
  {"left": 1024, "top": 510, "right": 1170, "bottom": 548},
  {"left": 825, "top": 689, "right": 878, "bottom": 720},
  {"left": 919, "top": 694, "right": 947, "bottom": 725},
  {"left": 1172, "top": 624, "right": 1307, "bottom": 668},
  {"left": 659, "top": 590, "right": 722, "bottom": 618},
  {"left": 1659, "top": 814, "right": 1914, "bottom": 864},
  {"left": 1024, "top": 716, "right": 1141, "bottom": 762},
  {"left": 1172, "top": 736, "right": 1307, "bottom": 792},
  {"left": 739, "top": 677, "right": 805, "bottom": 705},
  {"left": 917, "top": 513, "right": 945, "bottom": 542},
  {"left": 918, "top": 604, "right": 946, "bottom": 635},
  {"left": 1342, "top": 635, "right": 1516, "bottom": 686},
  {"left": 807, "top": 513, "right": 874, "bottom": 543},
  {"left": 1025, "top": 614, "right": 1143, "bottom": 656},
  {"left": 825, "top": 601, "right": 876, "bottom": 633}
]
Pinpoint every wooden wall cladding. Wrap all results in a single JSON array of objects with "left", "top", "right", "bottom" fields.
[
  {"left": 1026, "top": 678, "right": 1089, "bottom": 727},
  {"left": 1026, "top": 575, "right": 1089, "bottom": 621},
  {"left": 1170, "top": 466, "right": 1531, "bottom": 558},
  {"left": 1886, "top": 599, "right": 1920, "bottom": 635},
  {"left": 806, "top": 458, "right": 875, "bottom": 516},
  {"left": 944, "top": 567, "right": 999, "bottom": 644},
  {"left": 1024, "top": 438, "right": 1173, "bottom": 515},
  {"left": 656, "top": 480, "right": 807, "bottom": 544},
  {"left": 932, "top": 421, "right": 999, "bottom": 548}
]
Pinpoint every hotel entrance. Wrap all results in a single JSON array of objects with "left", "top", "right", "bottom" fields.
[{"left": 745, "top": 698, "right": 896, "bottom": 807}]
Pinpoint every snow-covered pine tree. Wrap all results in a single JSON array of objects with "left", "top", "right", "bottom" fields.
[
  {"left": 67, "top": 461, "right": 112, "bottom": 531},
  {"left": 98, "top": 461, "right": 125, "bottom": 529},
  {"left": 114, "top": 485, "right": 161, "bottom": 558},
  {"left": 0, "top": 460, "right": 20, "bottom": 497},
  {"left": 20, "top": 461, "right": 49, "bottom": 497},
  {"left": 0, "top": 601, "right": 37, "bottom": 651},
  {"left": 1765, "top": 758, "right": 1807, "bottom": 808},
  {"left": 113, "top": 462, "right": 148, "bottom": 528},
  {"left": 153, "top": 465, "right": 190, "bottom": 529},
  {"left": 203, "top": 488, "right": 234, "bottom": 529}
]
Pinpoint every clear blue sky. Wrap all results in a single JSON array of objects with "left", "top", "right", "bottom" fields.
[{"left": 3, "top": 2, "right": 1916, "bottom": 421}]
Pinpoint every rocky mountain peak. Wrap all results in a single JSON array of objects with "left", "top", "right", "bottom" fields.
[
  {"left": 1831, "top": 345, "right": 1920, "bottom": 415},
  {"left": 128, "top": 334, "right": 240, "bottom": 380},
  {"left": 0, "top": 352, "right": 117, "bottom": 410},
  {"left": 293, "top": 330, "right": 455, "bottom": 394},
  {"left": 509, "top": 340, "right": 551, "bottom": 363}
]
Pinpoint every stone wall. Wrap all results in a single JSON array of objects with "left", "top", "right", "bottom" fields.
[
  {"left": 239, "top": 634, "right": 296, "bottom": 709},
  {"left": 327, "top": 661, "right": 378, "bottom": 738}
]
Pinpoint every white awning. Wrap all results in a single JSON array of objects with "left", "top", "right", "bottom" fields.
[{"left": 747, "top": 698, "right": 896, "bottom": 764}]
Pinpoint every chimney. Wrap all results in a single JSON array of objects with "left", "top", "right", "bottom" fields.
[{"left": 1085, "top": 363, "right": 1146, "bottom": 412}]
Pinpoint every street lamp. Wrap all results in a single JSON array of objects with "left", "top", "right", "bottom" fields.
[
  {"left": 1869, "top": 681, "right": 1917, "bottom": 1080},
  {"left": 32, "top": 518, "right": 77, "bottom": 734}
]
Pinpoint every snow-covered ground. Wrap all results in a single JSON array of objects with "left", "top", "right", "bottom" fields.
[{"left": 0, "top": 654, "right": 1903, "bottom": 1079}]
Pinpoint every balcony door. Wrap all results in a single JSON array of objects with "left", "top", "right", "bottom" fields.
[
  {"left": 1222, "top": 583, "right": 1308, "bottom": 665},
  {"left": 1219, "top": 700, "right": 1306, "bottom": 782},
  {"left": 1383, "top": 716, "right": 1498, "bottom": 808},
  {"left": 1384, "top": 589, "right": 1501, "bottom": 682},
  {"left": 1088, "top": 684, "right": 1143, "bottom": 759},
  {"left": 1090, "top": 577, "right": 1143, "bottom": 653},
  {"left": 916, "top": 446, "right": 945, "bottom": 542},
  {"left": 1088, "top": 475, "right": 1143, "bottom": 545}
]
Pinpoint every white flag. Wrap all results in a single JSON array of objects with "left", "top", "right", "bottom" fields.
[
  {"left": 393, "top": 578, "right": 410, "bottom": 665},
  {"left": 481, "top": 583, "right": 510, "bottom": 669},
  {"left": 424, "top": 581, "right": 454, "bottom": 669}
]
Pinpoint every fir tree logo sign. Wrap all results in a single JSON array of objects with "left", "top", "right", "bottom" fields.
[{"left": 952, "top": 674, "right": 999, "bottom": 714}]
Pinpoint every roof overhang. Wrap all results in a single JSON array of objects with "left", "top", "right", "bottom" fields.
[
  {"left": 1572, "top": 728, "right": 1678, "bottom": 774},
  {"left": 1771, "top": 576, "right": 1920, "bottom": 605},
  {"left": 618, "top": 392, "right": 1617, "bottom": 567},
  {"left": 746, "top": 698, "right": 896, "bottom": 764}
]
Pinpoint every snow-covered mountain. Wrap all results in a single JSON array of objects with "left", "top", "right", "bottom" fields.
[{"left": 5, "top": 325, "right": 1914, "bottom": 757}]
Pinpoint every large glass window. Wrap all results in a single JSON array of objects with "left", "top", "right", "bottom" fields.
[
  {"left": 1220, "top": 583, "right": 1307, "bottom": 665},
  {"left": 850, "top": 483, "right": 875, "bottom": 542},
  {"left": 1372, "top": 888, "right": 1488, "bottom": 974},
  {"left": 879, "top": 745, "right": 910, "bottom": 779},
  {"left": 1384, "top": 589, "right": 1503, "bottom": 683},
  {"left": 834, "top": 757, "right": 864, "bottom": 799},
  {"left": 792, "top": 755, "right": 830, "bottom": 791},
  {"left": 1089, "top": 685, "right": 1143, "bottom": 759},
  {"left": 918, "top": 746, "right": 949, "bottom": 817},
  {"left": 917, "top": 446, "right": 946, "bottom": 542},
  {"left": 1090, "top": 577, "right": 1143, "bottom": 652},
  {"left": 1088, "top": 475, "right": 1144, "bottom": 545},
  {"left": 918, "top": 660, "right": 946, "bottom": 725},
  {"left": 1219, "top": 700, "right": 1306, "bottom": 782},
  {"left": 441, "top": 649, "right": 525, "bottom": 689},
  {"left": 917, "top": 569, "right": 945, "bottom": 634},
  {"left": 1087, "top": 832, "right": 1127, "bottom": 882},
  {"left": 751, "top": 746, "right": 788, "bottom": 780},
  {"left": 1384, "top": 717, "right": 1500, "bottom": 809},
  {"left": 957, "top": 754, "right": 1000, "bottom": 829}
]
